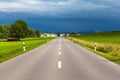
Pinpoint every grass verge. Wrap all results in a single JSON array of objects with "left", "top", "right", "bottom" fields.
[
  {"left": 0, "top": 37, "right": 54, "bottom": 63},
  {"left": 67, "top": 37, "right": 120, "bottom": 64}
]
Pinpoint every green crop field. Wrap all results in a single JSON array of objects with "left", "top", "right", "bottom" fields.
[
  {"left": 0, "top": 38, "right": 53, "bottom": 62},
  {"left": 75, "top": 32, "right": 120, "bottom": 44},
  {"left": 68, "top": 31, "right": 120, "bottom": 63}
]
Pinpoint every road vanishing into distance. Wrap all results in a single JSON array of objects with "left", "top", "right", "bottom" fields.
[{"left": 0, "top": 37, "right": 120, "bottom": 80}]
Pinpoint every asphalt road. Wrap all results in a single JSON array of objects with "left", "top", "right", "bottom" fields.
[{"left": 0, "top": 37, "right": 120, "bottom": 80}]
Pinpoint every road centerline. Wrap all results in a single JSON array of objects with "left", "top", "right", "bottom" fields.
[
  {"left": 59, "top": 51, "right": 61, "bottom": 55},
  {"left": 58, "top": 61, "right": 62, "bottom": 69}
]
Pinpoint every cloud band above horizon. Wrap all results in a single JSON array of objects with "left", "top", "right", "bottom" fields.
[{"left": 0, "top": 0, "right": 120, "bottom": 17}]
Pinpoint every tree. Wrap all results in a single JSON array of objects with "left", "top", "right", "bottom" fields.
[
  {"left": 70, "top": 32, "right": 77, "bottom": 36},
  {"left": 0, "top": 19, "right": 41, "bottom": 39},
  {"left": 0, "top": 24, "right": 10, "bottom": 39},
  {"left": 35, "top": 30, "right": 41, "bottom": 37},
  {"left": 10, "top": 20, "right": 29, "bottom": 38},
  {"left": 28, "top": 28, "right": 36, "bottom": 37}
]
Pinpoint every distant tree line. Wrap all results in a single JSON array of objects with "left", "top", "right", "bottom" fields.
[
  {"left": 0, "top": 20, "right": 41, "bottom": 39},
  {"left": 70, "top": 32, "right": 78, "bottom": 36}
]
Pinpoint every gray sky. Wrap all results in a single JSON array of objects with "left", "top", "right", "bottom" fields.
[
  {"left": 0, "top": 0, "right": 120, "bottom": 32},
  {"left": 0, "top": 0, "right": 120, "bottom": 17}
]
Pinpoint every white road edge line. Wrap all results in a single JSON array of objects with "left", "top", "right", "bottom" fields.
[{"left": 58, "top": 61, "right": 62, "bottom": 69}]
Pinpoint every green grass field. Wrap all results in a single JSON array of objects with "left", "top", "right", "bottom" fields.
[
  {"left": 68, "top": 31, "right": 120, "bottom": 63},
  {"left": 75, "top": 31, "right": 120, "bottom": 44},
  {"left": 0, "top": 38, "right": 53, "bottom": 62}
]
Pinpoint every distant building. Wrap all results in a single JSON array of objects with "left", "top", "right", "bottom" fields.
[
  {"left": 77, "top": 34, "right": 81, "bottom": 36},
  {"left": 60, "top": 34, "right": 65, "bottom": 37},
  {"left": 40, "top": 33, "right": 57, "bottom": 38},
  {"left": 66, "top": 34, "right": 70, "bottom": 36}
]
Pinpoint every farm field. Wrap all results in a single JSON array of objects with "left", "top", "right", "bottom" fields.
[
  {"left": 68, "top": 31, "right": 120, "bottom": 63},
  {"left": 75, "top": 31, "right": 120, "bottom": 44},
  {"left": 0, "top": 38, "right": 53, "bottom": 62}
]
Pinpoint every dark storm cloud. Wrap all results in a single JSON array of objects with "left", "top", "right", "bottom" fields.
[{"left": 0, "top": 0, "right": 120, "bottom": 32}]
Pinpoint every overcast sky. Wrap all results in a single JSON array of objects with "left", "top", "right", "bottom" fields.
[{"left": 0, "top": 0, "right": 120, "bottom": 32}]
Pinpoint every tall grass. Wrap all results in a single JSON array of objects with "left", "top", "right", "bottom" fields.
[
  {"left": 0, "top": 38, "right": 53, "bottom": 62},
  {"left": 68, "top": 33, "right": 120, "bottom": 63}
]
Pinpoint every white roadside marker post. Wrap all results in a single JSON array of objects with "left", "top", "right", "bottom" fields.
[
  {"left": 23, "top": 42, "right": 26, "bottom": 51},
  {"left": 94, "top": 43, "right": 97, "bottom": 51}
]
